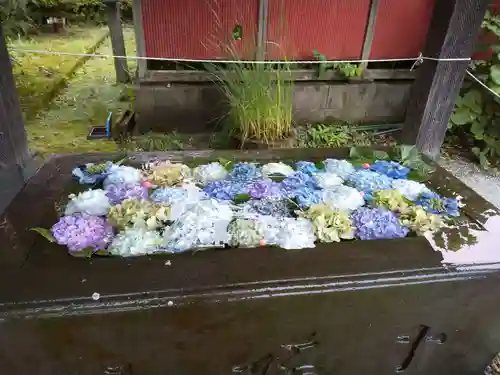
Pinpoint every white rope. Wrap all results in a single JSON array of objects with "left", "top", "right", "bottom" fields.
[
  {"left": 466, "top": 70, "right": 500, "bottom": 99},
  {"left": 5, "top": 47, "right": 472, "bottom": 65}
]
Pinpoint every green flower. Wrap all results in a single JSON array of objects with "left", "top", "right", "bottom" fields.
[
  {"left": 399, "top": 205, "right": 444, "bottom": 235},
  {"left": 108, "top": 198, "right": 170, "bottom": 230},
  {"left": 372, "top": 189, "right": 410, "bottom": 212},
  {"left": 301, "top": 204, "right": 354, "bottom": 243},
  {"left": 228, "top": 218, "right": 262, "bottom": 248}
]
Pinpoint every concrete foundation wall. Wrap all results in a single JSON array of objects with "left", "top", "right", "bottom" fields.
[{"left": 134, "top": 81, "right": 412, "bottom": 134}]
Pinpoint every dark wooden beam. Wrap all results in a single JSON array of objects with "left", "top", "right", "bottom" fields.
[
  {"left": 105, "top": 0, "right": 130, "bottom": 83},
  {"left": 400, "top": 0, "right": 490, "bottom": 159},
  {"left": 0, "top": 24, "right": 31, "bottom": 213},
  {"left": 360, "top": 0, "right": 380, "bottom": 71}
]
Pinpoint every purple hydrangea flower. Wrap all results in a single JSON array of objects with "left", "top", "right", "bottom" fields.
[
  {"left": 228, "top": 162, "right": 261, "bottom": 182},
  {"left": 51, "top": 213, "right": 114, "bottom": 252},
  {"left": 370, "top": 160, "right": 410, "bottom": 179},
  {"left": 414, "top": 191, "right": 459, "bottom": 217},
  {"left": 295, "top": 161, "right": 319, "bottom": 175},
  {"left": 346, "top": 170, "right": 393, "bottom": 194},
  {"left": 248, "top": 180, "right": 283, "bottom": 200},
  {"left": 105, "top": 183, "right": 149, "bottom": 204},
  {"left": 203, "top": 180, "right": 249, "bottom": 200},
  {"left": 351, "top": 207, "right": 409, "bottom": 240},
  {"left": 281, "top": 172, "right": 319, "bottom": 198},
  {"left": 247, "top": 199, "right": 292, "bottom": 217}
]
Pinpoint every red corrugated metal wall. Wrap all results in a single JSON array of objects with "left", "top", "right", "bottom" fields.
[
  {"left": 140, "top": 0, "right": 497, "bottom": 61},
  {"left": 266, "top": 0, "right": 370, "bottom": 60},
  {"left": 370, "top": 0, "right": 435, "bottom": 58},
  {"left": 141, "top": 0, "right": 259, "bottom": 59}
]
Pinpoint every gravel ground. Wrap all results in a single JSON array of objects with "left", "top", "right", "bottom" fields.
[{"left": 439, "top": 155, "right": 500, "bottom": 209}]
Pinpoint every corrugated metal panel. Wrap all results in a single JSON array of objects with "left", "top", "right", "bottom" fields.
[
  {"left": 369, "top": 0, "right": 435, "bottom": 59},
  {"left": 266, "top": 0, "right": 370, "bottom": 60},
  {"left": 141, "top": 0, "right": 259, "bottom": 59}
]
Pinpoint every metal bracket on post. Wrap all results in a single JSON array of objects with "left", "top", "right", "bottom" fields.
[{"left": 104, "top": 0, "right": 130, "bottom": 83}]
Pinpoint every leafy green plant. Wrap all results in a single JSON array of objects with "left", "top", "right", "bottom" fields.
[
  {"left": 449, "top": 10, "right": 500, "bottom": 168},
  {"left": 122, "top": 132, "right": 183, "bottom": 151},
  {"left": 312, "top": 50, "right": 363, "bottom": 79},
  {"left": 296, "top": 123, "right": 371, "bottom": 148},
  {"left": 205, "top": 31, "right": 294, "bottom": 146}
]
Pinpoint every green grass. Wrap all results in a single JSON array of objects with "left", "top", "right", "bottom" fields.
[
  {"left": 25, "top": 25, "right": 136, "bottom": 155},
  {"left": 10, "top": 26, "right": 109, "bottom": 117}
]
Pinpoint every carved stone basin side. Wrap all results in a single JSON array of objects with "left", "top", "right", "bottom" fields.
[{"left": 0, "top": 148, "right": 499, "bottom": 375}]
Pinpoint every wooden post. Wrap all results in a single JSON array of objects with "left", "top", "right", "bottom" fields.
[
  {"left": 360, "top": 0, "right": 380, "bottom": 71},
  {"left": 104, "top": 0, "right": 130, "bottom": 83},
  {"left": 256, "top": 0, "right": 269, "bottom": 61},
  {"left": 132, "top": 0, "right": 147, "bottom": 78},
  {"left": 0, "top": 24, "right": 31, "bottom": 213},
  {"left": 400, "top": 0, "right": 490, "bottom": 159}
]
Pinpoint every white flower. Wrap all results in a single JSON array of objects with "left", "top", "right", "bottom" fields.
[
  {"left": 163, "top": 199, "right": 233, "bottom": 252},
  {"left": 64, "top": 189, "right": 110, "bottom": 216},
  {"left": 104, "top": 165, "right": 142, "bottom": 188},
  {"left": 168, "top": 182, "right": 208, "bottom": 221},
  {"left": 277, "top": 218, "right": 316, "bottom": 250},
  {"left": 314, "top": 172, "right": 343, "bottom": 189},
  {"left": 192, "top": 162, "right": 228, "bottom": 184},
  {"left": 107, "top": 227, "right": 164, "bottom": 256},
  {"left": 261, "top": 162, "right": 295, "bottom": 178},
  {"left": 392, "top": 179, "right": 431, "bottom": 201},
  {"left": 323, "top": 159, "right": 355, "bottom": 179},
  {"left": 321, "top": 185, "right": 365, "bottom": 212}
]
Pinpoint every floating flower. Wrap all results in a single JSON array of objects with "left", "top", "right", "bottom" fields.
[
  {"left": 103, "top": 165, "right": 142, "bottom": 188},
  {"left": 107, "top": 227, "right": 164, "bottom": 257},
  {"left": 261, "top": 162, "right": 295, "bottom": 178},
  {"left": 301, "top": 204, "right": 354, "bottom": 243},
  {"left": 399, "top": 205, "right": 444, "bottom": 235},
  {"left": 105, "top": 184, "right": 149, "bottom": 205},
  {"left": 392, "top": 179, "right": 431, "bottom": 201},
  {"left": 371, "top": 189, "right": 409, "bottom": 212},
  {"left": 281, "top": 172, "right": 318, "bottom": 197},
  {"left": 143, "top": 161, "right": 191, "bottom": 187},
  {"left": 192, "top": 162, "right": 228, "bottom": 184},
  {"left": 314, "top": 172, "right": 343, "bottom": 189},
  {"left": 320, "top": 185, "right": 365, "bottom": 212},
  {"left": 157, "top": 183, "right": 208, "bottom": 221},
  {"left": 346, "top": 169, "right": 393, "bottom": 195},
  {"left": 370, "top": 160, "right": 410, "bottom": 179},
  {"left": 295, "top": 161, "right": 319, "bottom": 175},
  {"left": 295, "top": 187, "right": 322, "bottom": 209},
  {"left": 163, "top": 199, "right": 233, "bottom": 252},
  {"left": 248, "top": 180, "right": 283, "bottom": 200},
  {"left": 276, "top": 218, "right": 316, "bottom": 250},
  {"left": 150, "top": 187, "right": 187, "bottom": 205},
  {"left": 203, "top": 180, "right": 249, "bottom": 200},
  {"left": 228, "top": 218, "right": 262, "bottom": 247},
  {"left": 414, "top": 191, "right": 460, "bottom": 217},
  {"left": 72, "top": 162, "right": 113, "bottom": 185},
  {"left": 228, "top": 162, "right": 261, "bottom": 182},
  {"left": 65, "top": 189, "right": 110, "bottom": 216},
  {"left": 351, "top": 207, "right": 409, "bottom": 240},
  {"left": 51, "top": 213, "right": 114, "bottom": 252},
  {"left": 323, "top": 159, "right": 355, "bottom": 179},
  {"left": 107, "top": 198, "right": 170, "bottom": 230},
  {"left": 244, "top": 199, "right": 292, "bottom": 217}
]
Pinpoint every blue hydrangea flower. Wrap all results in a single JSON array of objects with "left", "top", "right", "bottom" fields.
[
  {"left": 295, "top": 188, "right": 322, "bottom": 209},
  {"left": 246, "top": 199, "right": 292, "bottom": 217},
  {"left": 150, "top": 187, "right": 187, "bottom": 205},
  {"left": 228, "top": 162, "right": 261, "bottom": 182},
  {"left": 248, "top": 180, "right": 283, "bottom": 200},
  {"left": 281, "top": 172, "right": 319, "bottom": 198},
  {"left": 72, "top": 162, "right": 113, "bottom": 185},
  {"left": 295, "top": 161, "right": 319, "bottom": 175},
  {"left": 351, "top": 207, "right": 409, "bottom": 240},
  {"left": 323, "top": 159, "right": 355, "bottom": 179},
  {"left": 203, "top": 180, "right": 249, "bottom": 200},
  {"left": 414, "top": 191, "right": 459, "bottom": 217},
  {"left": 370, "top": 160, "right": 410, "bottom": 179},
  {"left": 346, "top": 170, "right": 393, "bottom": 194}
]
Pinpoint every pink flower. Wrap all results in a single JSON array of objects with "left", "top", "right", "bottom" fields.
[
  {"left": 259, "top": 239, "right": 267, "bottom": 247},
  {"left": 142, "top": 180, "right": 153, "bottom": 189},
  {"left": 362, "top": 163, "right": 370, "bottom": 169}
]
